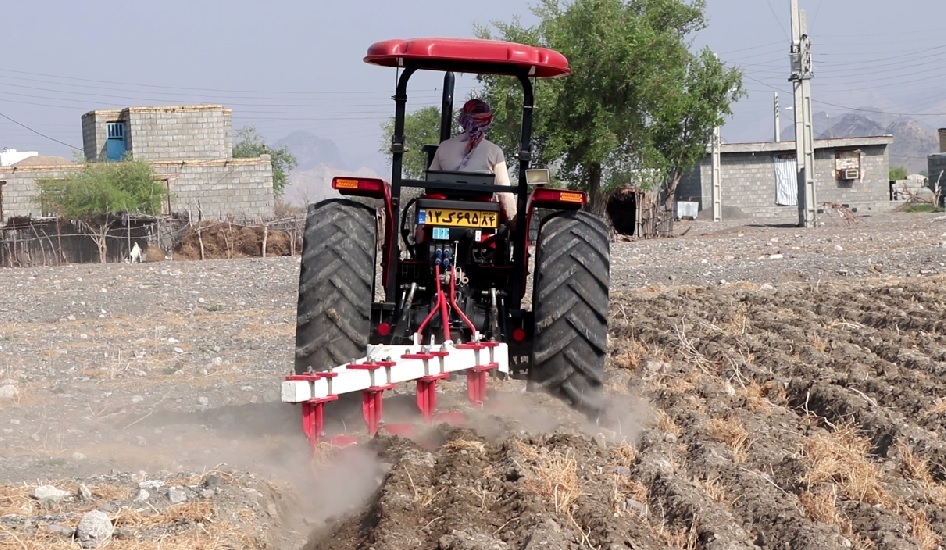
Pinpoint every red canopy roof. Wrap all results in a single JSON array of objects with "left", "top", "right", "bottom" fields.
[{"left": 364, "top": 38, "right": 570, "bottom": 78}]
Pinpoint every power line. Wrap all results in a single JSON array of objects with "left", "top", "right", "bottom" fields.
[{"left": 0, "top": 110, "right": 81, "bottom": 150}]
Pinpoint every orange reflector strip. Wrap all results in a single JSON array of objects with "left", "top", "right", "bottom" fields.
[
  {"left": 560, "top": 192, "right": 584, "bottom": 203},
  {"left": 334, "top": 178, "right": 359, "bottom": 189}
]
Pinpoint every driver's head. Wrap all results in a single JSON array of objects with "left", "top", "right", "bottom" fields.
[{"left": 458, "top": 98, "right": 493, "bottom": 135}]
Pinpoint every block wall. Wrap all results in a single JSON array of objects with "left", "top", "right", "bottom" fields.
[
  {"left": 152, "top": 157, "right": 274, "bottom": 220},
  {"left": 0, "top": 165, "right": 83, "bottom": 221},
  {"left": 676, "top": 143, "right": 893, "bottom": 219},
  {"left": 127, "top": 106, "right": 232, "bottom": 161}
]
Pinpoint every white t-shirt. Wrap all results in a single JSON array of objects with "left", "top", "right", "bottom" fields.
[{"left": 428, "top": 134, "right": 517, "bottom": 220}]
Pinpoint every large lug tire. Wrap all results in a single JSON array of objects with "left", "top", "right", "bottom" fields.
[
  {"left": 528, "top": 210, "right": 610, "bottom": 417},
  {"left": 295, "top": 199, "right": 377, "bottom": 375}
]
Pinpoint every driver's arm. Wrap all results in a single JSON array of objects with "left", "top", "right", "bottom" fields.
[{"left": 492, "top": 160, "right": 517, "bottom": 222}]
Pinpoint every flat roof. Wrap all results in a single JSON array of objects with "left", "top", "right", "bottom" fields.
[
  {"left": 720, "top": 135, "right": 894, "bottom": 154},
  {"left": 82, "top": 105, "right": 230, "bottom": 118}
]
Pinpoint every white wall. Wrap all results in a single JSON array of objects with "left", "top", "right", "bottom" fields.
[{"left": 0, "top": 149, "right": 39, "bottom": 167}]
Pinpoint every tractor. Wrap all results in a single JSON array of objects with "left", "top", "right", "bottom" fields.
[{"left": 282, "top": 37, "right": 611, "bottom": 449}]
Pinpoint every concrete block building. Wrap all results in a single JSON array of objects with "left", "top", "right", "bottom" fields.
[
  {"left": 677, "top": 136, "right": 894, "bottom": 220},
  {"left": 80, "top": 105, "right": 273, "bottom": 219},
  {"left": 0, "top": 105, "right": 274, "bottom": 225},
  {"left": 928, "top": 129, "right": 946, "bottom": 199}
]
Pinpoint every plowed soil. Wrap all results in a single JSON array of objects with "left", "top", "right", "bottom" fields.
[{"left": 2, "top": 210, "right": 946, "bottom": 549}]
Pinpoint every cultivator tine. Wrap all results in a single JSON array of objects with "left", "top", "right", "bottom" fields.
[{"left": 282, "top": 338, "right": 510, "bottom": 459}]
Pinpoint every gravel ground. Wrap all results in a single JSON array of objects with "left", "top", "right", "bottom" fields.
[{"left": 0, "top": 208, "right": 944, "bottom": 548}]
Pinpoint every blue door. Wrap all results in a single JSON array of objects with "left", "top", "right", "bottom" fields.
[{"left": 106, "top": 122, "right": 126, "bottom": 161}]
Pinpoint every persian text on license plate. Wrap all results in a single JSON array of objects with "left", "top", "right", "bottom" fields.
[{"left": 419, "top": 208, "right": 498, "bottom": 228}]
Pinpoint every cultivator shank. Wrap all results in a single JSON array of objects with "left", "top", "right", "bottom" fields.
[{"left": 283, "top": 340, "right": 508, "bottom": 455}]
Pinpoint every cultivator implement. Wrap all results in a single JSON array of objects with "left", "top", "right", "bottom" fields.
[{"left": 282, "top": 337, "right": 509, "bottom": 455}]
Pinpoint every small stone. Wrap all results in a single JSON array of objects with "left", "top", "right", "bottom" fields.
[
  {"left": 172, "top": 347, "right": 184, "bottom": 354},
  {"left": 134, "top": 489, "right": 150, "bottom": 502},
  {"left": 769, "top": 253, "right": 783, "bottom": 260},
  {"left": 138, "top": 480, "right": 164, "bottom": 490},
  {"left": 73, "top": 452, "right": 87, "bottom": 461},
  {"left": 76, "top": 509, "right": 114, "bottom": 548},
  {"left": 135, "top": 436, "right": 147, "bottom": 447},
  {"left": 625, "top": 498, "right": 647, "bottom": 516},
  {"left": 131, "top": 395, "right": 144, "bottom": 404},
  {"left": 200, "top": 488, "right": 215, "bottom": 499},
  {"left": 168, "top": 487, "right": 187, "bottom": 504},
  {"left": 834, "top": 244, "right": 843, "bottom": 251},
  {"left": 664, "top": 433, "right": 678, "bottom": 443},
  {"left": 78, "top": 484, "right": 93, "bottom": 501},
  {"left": 202, "top": 474, "right": 224, "bottom": 488},
  {"left": 614, "top": 466, "right": 632, "bottom": 476},
  {"left": 197, "top": 396, "right": 209, "bottom": 407},
  {"left": 34, "top": 485, "right": 70, "bottom": 503},
  {"left": 0, "top": 385, "right": 18, "bottom": 401}
]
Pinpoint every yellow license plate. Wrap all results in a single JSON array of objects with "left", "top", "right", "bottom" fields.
[{"left": 421, "top": 208, "right": 499, "bottom": 228}]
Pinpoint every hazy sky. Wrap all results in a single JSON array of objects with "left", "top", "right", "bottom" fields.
[{"left": 2, "top": 1, "right": 945, "bottom": 171}]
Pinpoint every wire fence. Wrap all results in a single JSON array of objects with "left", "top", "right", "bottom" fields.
[{"left": 0, "top": 213, "right": 307, "bottom": 268}]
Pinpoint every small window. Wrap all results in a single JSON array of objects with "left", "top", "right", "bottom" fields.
[{"left": 106, "top": 121, "right": 126, "bottom": 161}]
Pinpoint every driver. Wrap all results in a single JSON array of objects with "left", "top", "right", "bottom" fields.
[{"left": 428, "top": 98, "right": 517, "bottom": 227}]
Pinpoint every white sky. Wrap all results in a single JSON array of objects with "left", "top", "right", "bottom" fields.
[{"left": 2, "top": 0, "right": 945, "bottom": 170}]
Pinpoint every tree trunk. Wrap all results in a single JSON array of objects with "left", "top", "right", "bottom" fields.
[
  {"left": 92, "top": 225, "right": 109, "bottom": 263},
  {"left": 659, "top": 170, "right": 683, "bottom": 236},
  {"left": 587, "top": 162, "right": 604, "bottom": 215}
]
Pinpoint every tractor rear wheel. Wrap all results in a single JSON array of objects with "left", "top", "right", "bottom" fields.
[
  {"left": 528, "top": 210, "right": 610, "bottom": 417},
  {"left": 295, "top": 198, "right": 377, "bottom": 375}
]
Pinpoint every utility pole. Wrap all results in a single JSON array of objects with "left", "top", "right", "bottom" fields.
[
  {"left": 773, "top": 92, "right": 781, "bottom": 142},
  {"left": 711, "top": 125, "right": 722, "bottom": 221},
  {"left": 790, "top": 0, "right": 816, "bottom": 227}
]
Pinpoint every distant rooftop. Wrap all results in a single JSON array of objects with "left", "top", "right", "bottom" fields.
[
  {"left": 720, "top": 135, "right": 894, "bottom": 155},
  {"left": 12, "top": 155, "right": 75, "bottom": 167}
]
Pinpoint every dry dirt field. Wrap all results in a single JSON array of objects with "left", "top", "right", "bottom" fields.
[{"left": 1, "top": 209, "right": 946, "bottom": 549}]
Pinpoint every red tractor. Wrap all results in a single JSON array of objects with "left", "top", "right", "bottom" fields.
[{"left": 284, "top": 38, "right": 610, "bottom": 447}]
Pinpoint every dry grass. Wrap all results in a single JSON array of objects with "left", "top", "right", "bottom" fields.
[
  {"left": 443, "top": 439, "right": 487, "bottom": 455},
  {"left": 725, "top": 304, "right": 751, "bottom": 336},
  {"left": 656, "top": 410, "right": 683, "bottom": 438},
  {"left": 920, "top": 397, "right": 946, "bottom": 418},
  {"left": 0, "top": 482, "right": 262, "bottom": 550},
  {"left": 741, "top": 381, "right": 771, "bottom": 413},
  {"left": 896, "top": 440, "right": 946, "bottom": 507},
  {"left": 905, "top": 507, "right": 942, "bottom": 550},
  {"left": 799, "top": 485, "right": 877, "bottom": 550},
  {"left": 610, "top": 441, "right": 638, "bottom": 467},
  {"left": 613, "top": 339, "right": 651, "bottom": 372},
  {"left": 706, "top": 417, "right": 751, "bottom": 463},
  {"left": 801, "top": 424, "right": 890, "bottom": 506},
  {"left": 530, "top": 449, "right": 581, "bottom": 515},
  {"left": 655, "top": 513, "right": 699, "bottom": 550},
  {"left": 693, "top": 476, "right": 729, "bottom": 504},
  {"left": 114, "top": 500, "right": 215, "bottom": 528},
  {"left": 808, "top": 332, "right": 829, "bottom": 353}
]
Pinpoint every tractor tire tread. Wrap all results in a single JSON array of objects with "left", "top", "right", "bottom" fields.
[
  {"left": 295, "top": 199, "right": 376, "bottom": 374},
  {"left": 529, "top": 210, "right": 610, "bottom": 416}
]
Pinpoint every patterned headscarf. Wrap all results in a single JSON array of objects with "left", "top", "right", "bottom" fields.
[{"left": 456, "top": 99, "right": 493, "bottom": 170}]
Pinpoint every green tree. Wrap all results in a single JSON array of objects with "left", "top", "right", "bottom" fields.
[
  {"left": 475, "top": 0, "right": 744, "bottom": 220},
  {"left": 889, "top": 165, "right": 908, "bottom": 181},
  {"left": 36, "top": 158, "right": 167, "bottom": 263},
  {"left": 379, "top": 106, "right": 448, "bottom": 180},
  {"left": 232, "top": 126, "right": 298, "bottom": 196}
]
